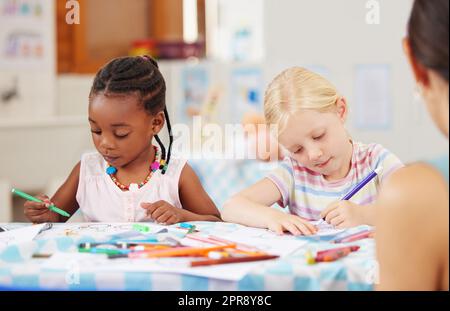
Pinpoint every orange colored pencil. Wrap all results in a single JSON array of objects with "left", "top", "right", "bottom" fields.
[{"left": 129, "top": 244, "right": 236, "bottom": 258}]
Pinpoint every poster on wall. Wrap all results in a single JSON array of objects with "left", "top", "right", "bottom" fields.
[
  {"left": 230, "top": 67, "right": 263, "bottom": 124},
  {"left": 179, "top": 65, "right": 210, "bottom": 124},
  {"left": 0, "top": 0, "right": 56, "bottom": 119},
  {"left": 354, "top": 64, "right": 392, "bottom": 130},
  {"left": 213, "top": 0, "right": 264, "bottom": 62},
  {"left": 0, "top": 0, "right": 54, "bottom": 70}
]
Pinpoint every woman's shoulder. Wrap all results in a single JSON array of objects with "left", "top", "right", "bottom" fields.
[
  {"left": 425, "top": 155, "right": 449, "bottom": 184},
  {"left": 378, "top": 162, "right": 449, "bottom": 251},
  {"left": 379, "top": 162, "right": 448, "bottom": 210},
  {"left": 376, "top": 161, "right": 449, "bottom": 291},
  {"left": 389, "top": 162, "right": 447, "bottom": 184}
]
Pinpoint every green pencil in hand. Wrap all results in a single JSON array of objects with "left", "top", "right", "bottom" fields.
[{"left": 12, "top": 188, "right": 71, "bottom": 218}]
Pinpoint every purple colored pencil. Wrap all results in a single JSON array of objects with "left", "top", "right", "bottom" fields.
[{"left": 341, "top": 166, "right": 383, "bottom": 200}]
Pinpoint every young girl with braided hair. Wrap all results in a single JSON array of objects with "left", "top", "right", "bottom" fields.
[{"left": 24, "top": 55, "right": 220, "bottom": 224}]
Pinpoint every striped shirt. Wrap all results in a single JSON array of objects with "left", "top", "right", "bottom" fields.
[{"left": 266, "top": 141, "right": 404, "bottom": 220}]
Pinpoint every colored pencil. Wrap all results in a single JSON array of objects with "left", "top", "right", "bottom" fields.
[
  {"left": 316, "top": 245, "right": 360, "bottom": 256},
  {"left": 207, "top": 235, "right": 262, "bottom": 252},
  {"left": 341, "top": 167, "right": 383, "bottom": 200},
  {"left": 11, "top": 188, "right": 71, "bottom": 217},
  {"left": 333, "top": 230, "right": 373, "bottom": 243},
  {"left": 191, "top": 254, "right": 279, "bottom": 267},
  {"left": 128, "top": 244, "right": 236, "bottom": 258}
]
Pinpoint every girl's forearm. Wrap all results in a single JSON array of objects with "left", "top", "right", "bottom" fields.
[
  {"left": 221, "top": 196, "right": 279, "bottom": 228},
  {"left": 48, "top": 210, "right": 62, "bottom": 223}
]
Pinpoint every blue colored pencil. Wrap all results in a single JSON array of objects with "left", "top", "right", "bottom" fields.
[{"left": 341, "top": 166, "right": 383, "bottom": 200}]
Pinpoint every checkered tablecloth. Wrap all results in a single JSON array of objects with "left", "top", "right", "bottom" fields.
[{"left": 0, "top": 222, "right": 376, "bottom": 291}]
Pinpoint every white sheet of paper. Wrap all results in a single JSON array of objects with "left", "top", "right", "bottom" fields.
[
  {"left": 309, "top": 220, "right": 346, "bottom": 236},
  {"left": 36, "top": 223, "right": 185, "bottom": 240},
  {"left": 207, "top": 226, "right": 308, "bottom": 256},
  {"left": 184, "top": 224, "right": 313, "bottom": 255},
  {"left": 0, "top": 223, "right": 47, "bottom": 250}
]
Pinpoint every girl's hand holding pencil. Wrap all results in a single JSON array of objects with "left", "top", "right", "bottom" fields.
[
  {"left": 14, "top": 188, "right": 71, "bottom": 223},
  {"left": 320, "top": 200, "right": 367, "bottom": 229},
  {"left": 23, "top": 194, "right": 60, "bottom": 223},
  {"left": 320, "top": 167, "right": 382, "bottom": 228}
]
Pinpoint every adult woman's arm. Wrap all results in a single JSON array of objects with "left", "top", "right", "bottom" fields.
[{"left": 375, "top": 163, "right": 449, "bottom": 290}]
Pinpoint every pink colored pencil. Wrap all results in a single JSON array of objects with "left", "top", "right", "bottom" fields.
[
  {"left": 185, "top": 234, "right": 226, "bottom": 246},
  {"left": 335, "top": 230, "right": 373, "bottom": 243},
  {"left": 207, "top": 235, "right": 261, "bottom": 252}
]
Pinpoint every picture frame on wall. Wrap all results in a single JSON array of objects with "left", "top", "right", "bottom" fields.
[{"left": 0, "top": 0, "right": 56, "bottom": 119}]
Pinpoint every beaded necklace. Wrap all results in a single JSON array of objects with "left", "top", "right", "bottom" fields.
[{"left": 105, "top": 145, "right": 163, "bottom": 191}]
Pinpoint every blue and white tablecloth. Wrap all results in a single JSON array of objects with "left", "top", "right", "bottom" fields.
[{"left": 0, "top": 221, "right": 376, "bottom": 291}]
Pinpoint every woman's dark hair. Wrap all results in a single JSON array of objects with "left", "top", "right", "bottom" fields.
[
  {"left": 89, "top": 55, "right": 173, "bottom": 174},
  {"left": 408, "top": 0, "right": 449, "bottom": 82}
]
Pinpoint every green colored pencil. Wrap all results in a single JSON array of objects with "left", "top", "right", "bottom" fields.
[{"left": 11, "top": 188, "right": 71, "bottom": 218}]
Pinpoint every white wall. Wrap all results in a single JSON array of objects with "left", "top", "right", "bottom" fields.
[
  {"left": 0, "top": 116, "right": 93, "bottom": 221},
  {"left": 0, "top": 179, "right": 12, "bottom": 221},
  {"left": 0, "top": 117, "right": 92, "bottom": 191}
]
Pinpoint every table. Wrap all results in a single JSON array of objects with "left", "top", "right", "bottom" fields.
[{"left": 0, "top": 221, "right": 376, "bottom": 291}]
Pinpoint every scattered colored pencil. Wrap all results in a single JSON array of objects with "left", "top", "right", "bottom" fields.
[
  {"left": 333, "top": 230, "right": 374, "bottom": 243},
  {"left": 191, "top": 254, "right": 279, "bottom": 267},
  {"left": 128, "top": 244, "right": 236, "bottom": 259}
]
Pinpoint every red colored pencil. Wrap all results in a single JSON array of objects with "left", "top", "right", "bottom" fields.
[
  {"left": 315, "top": 249, "right": 351, "bottom": 262},
  {"left": 316, "top": 245, "right": 360, "bottom": 256},
  {"left": 191, "top": 254, "right": 279, "bottom": 267}
]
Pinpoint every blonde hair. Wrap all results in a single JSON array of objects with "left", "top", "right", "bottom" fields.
[{"left": 264, "top": 67, "right": 340, "bottom": 135}]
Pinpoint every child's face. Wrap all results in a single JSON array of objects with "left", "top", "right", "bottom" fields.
[
  {"left": 88, "top": 94, "right": 164, "bottom": 168},
  {"left": 278, "top": 105, "right": 352, "bottom": 180}
]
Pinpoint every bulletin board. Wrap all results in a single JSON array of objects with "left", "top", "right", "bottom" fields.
[
  {"left": 229, "top": 66, "right": 263, "bottom": 123},
  {"left": 0, "top": 0, "right": 56, "bottom": 118}
]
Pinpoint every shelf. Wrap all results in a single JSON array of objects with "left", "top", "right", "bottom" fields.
[{"left": 0, "top": 115, "right": 87, "bottom": 129}]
